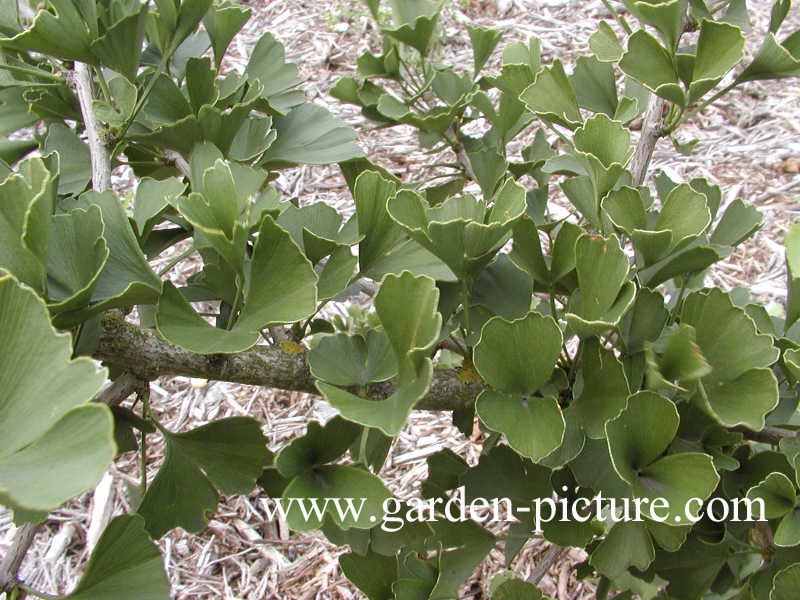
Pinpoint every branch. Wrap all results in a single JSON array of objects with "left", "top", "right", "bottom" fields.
[
  {"left": 93, "top": 313, "right": 483, "bottom": 411},
  {"left": 445, "top": 125, "right": 477, "bottom": 182},
  {"left": 0, "top": 523, "right": 36, "bottom": 593},
  {"left": 94, "top": 372, "right": 147, "bottom": 406},
  {"left": 163, "top": 149, "right": 191, "bottom": 179},
  {"left": 732, "top": 425, "right": 797, "bottom": 445},
  {"left": 629, "top": 94, "right": 667, "bottom": 187},
  {"left": 528, "top": 545, "right": 568, "bottom": 585},
  {"left": 74, "top": 63, "right": 111, "bottom": 192}
]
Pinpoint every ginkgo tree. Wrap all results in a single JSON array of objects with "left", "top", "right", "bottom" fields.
[{"left": 1, "top": 0, "right": 800, "bottom": 599}]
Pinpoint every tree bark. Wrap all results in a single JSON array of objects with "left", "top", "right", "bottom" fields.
[{"left": 93, "top": 312, "right": 483, "bottom": 411}]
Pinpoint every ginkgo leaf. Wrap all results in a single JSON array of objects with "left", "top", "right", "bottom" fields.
[
  {"left": 65, "top": 515, "right": 170, "bottom": 600},
  {"left": 137, "top": 418, "right": 271, "bottom": 537},
  {"left": 0, "top": 275, "right": 113, "bottom": 514}
]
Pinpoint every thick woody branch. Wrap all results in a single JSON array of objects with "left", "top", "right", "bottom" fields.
[
  {"left": 74, "top": 63, "right": 111, "bottom": 192},
  {"left": 93, "top": 313, "right": 483, "bottom": 411}
]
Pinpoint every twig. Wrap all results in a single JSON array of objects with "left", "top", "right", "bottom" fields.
[
  {"left": 528, "top": 545, "right": 568, "bottom": 585},
  {"left": 732, "top": 425, "right": 797, "bottom": 445},
  {"left": 163, "top": 149, "right": 191, "bottom": 179},
  {"left": 444, "top": 125, "right": 477, "bottom": 182},
  {"left": 94, "top": 371, "right": 145, "bottom": 406},
  {"left": 0, "top": 523, "right": 37, "bottom": 593},
  {"left": 629, "top": 95, "right": 667, "bottom": 187},
  {"left": 73, "top": 63, "right": 111, "bottom": 193}
]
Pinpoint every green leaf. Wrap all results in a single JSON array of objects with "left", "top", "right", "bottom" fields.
[
  {"left": 509, "top": 217, "right": 549, "bottom": 286},
  {"left": 276, "top": 418, "right": 360, "bottom": 479},
  {"left": 318, "top": 360, "right": 434, "bottom": 437},
  {"left": 172, "top": 0, "right": 214, "bottom": 50},
  {"left": 317, "top": 272, "right": 439, "bottom": 435},
  {"left": 260, "top": 103, "right": 364, "bottom": 168},
  {"left": 645, "top": 323, "right": 711, "bottom": 391},
  {"left": 476, "top": 390, "right": 565, "bottom": 461},
  {"left": 570, "top": 55, "right": 619, "bottom": 116},
  {"left": 709, "top": 198, "right": 762, "bottom": 247},
  {"left": 383, "top": 9, "right": 442, "bottom": 57},
  {"left": 688, "top": 19, "right": 745, "bottom": 102},
  {"left": 768, "top": 0, "right": 791, "bottom": 33},
  {"left": 387, "top": 179, "right": 526, "bottom": 280},
  {"left": 157, "top": 216, "right": 317, "bottom": 354},
  {"left": 339, "top": 551, "right": 398, "bottom": 600},
  {"left": 352, "top": 171, "right": 454, "bottom": 281},
  {"left": 746, "top": 472, "right": 796, "bottom": 519},
  {"left": 65, "top": 190, "right": 161, "bottom": 315},
  {"left": 774, "top": 508, "right": 800, "bottom": 547},
  {"left": 235, "top": 216, "right": 318, "bottom": 330},
  {"left": 474, "top": 312, "right": 562, "bottom": 395},
  {"left": 681, "top": 289, "right": 779, "bottom": 429},
  {"left": 0, "top": 156, "right": 55, "bottom": 293},
  {"left": 619, "top": 30, "right": 685, "bottom": 106},
  {"left": 133, "top": 176, "right": 186, "bottom": 238},
  {"left": 606, "top": 391, "right": 720, "bottom": 521},
  {"left": 374, "top": 271, "right": 441, "bottom": 361},
  {"left": 785, "top": 348, "right": 800, "bottom": 381},
  {"left": 591, "top": 521, "right": 655, "bottom": 578},
  {"left": 493, "top": 578, "right": 547, "bottom": 599},
  {"left": 46, "top": 205, "right": 108, "bottom": 314},
  {"left": 0, "top": 88, "right": 39, "bottom": 138},
  {"left": 138, "top": 417, "right": 271, "bottom": 537},
  {"left": 539, "top": 406, "right": 585, "bottom": 469},
  {"left": 65, "top": 515, "right": 170, "bottom": 600},
  {"left": 244, "top": 32, "right": 304, "bottom": 112},
  {"left": 93, "top": 75, "right": 137, "bottom": 127},
  {"left": 502, "top": 37, "right": 541, "bottom": 70},
  {"left": 772, "top": 563, "right": 800, "bottom": 599},
  {"left": 606, "top": 391, "right": 680, "bottom": 484},
  {"left": 155, "top": 282, "right": 258, "bottom": 353},
  {"left": 590, "top": 21, "right": 624, "bottom": 62},
  {"left": 309, "top": 330, "right": 398, "bottom": 387},
  {"left": 203, "top": 1, "right": 251, "bottom": 68},
  {"left": 467, "top": 25, "right": 502, "bottom": 76},
  {"left": 573, "top": 337, "right": 630, "bottom": 439},
  {"left": 570, "top": 437, "right": 631, "bottom": 498},
  {"left": 317, "top": 244, "right": 358, "bottom": 300},
  {"left": 602, "top": 186, "right": 647, "bottom": 234},
  {"left": 785, "top": 224, "right": 800, "bottom": 329},
  {"left": 520, "top": 60, "right": 582, "bottom": 128},
  {"left": 428, "top": 519, "right": 495, "bottom": 600},
  {"left": 566, "top": 234, "right": 636, "bottom": 338},
  {"left": 465, "top": 144, "right": 509, "bottom": 200},
  {"left": 185, "top": 56, "right": 218, "bottom": 112},
  {"left": 91, "top": 2, "right": 149, "bottom": 81},
  {"left": 571, "top": 113, "right": 633, "bottom": 199},
  {"left": 282, "top": 465, "right": 392, "bottom": 531},
  {"left": 44, "top": 122, "right": 91, "bottom": 196},
  {"left": 0, "top": 0, "right": 96, "bottom": 63},
  {"left": 471, "top": 254, "right": 534, "bottom": 319},
  {"left": 276, "top": 202, "right": 343, "bottom": 264},
  {"left": 0, "top": 275, "right": 113, "bottom": 514},
  {"left": 736, "top": 30, "right": 800, "bottom": 82},
  {"left": 633, "top": 0, "right": 688, "bottom": 47}
]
